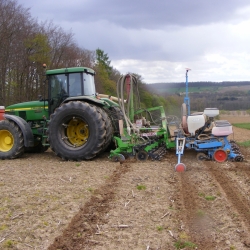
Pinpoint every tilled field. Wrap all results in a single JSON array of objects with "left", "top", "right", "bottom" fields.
[{"left": 1, "top": 115, "right": 250, "bottom": 250}]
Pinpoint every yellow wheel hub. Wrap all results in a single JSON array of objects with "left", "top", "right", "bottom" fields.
[
  {"left": 0, "top": 130, "right": 14, "bottom": 152},
  {"left": 67, "top": 118, "right": 89, "bottom": 147}
]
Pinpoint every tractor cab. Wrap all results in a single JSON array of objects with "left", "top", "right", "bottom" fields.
[{"left": 46, "top": 67, "right": 96, "bottom": 114}]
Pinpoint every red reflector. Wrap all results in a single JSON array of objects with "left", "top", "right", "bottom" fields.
[{"left": 0, "top": 106, "right": 5, "bottom": 121}]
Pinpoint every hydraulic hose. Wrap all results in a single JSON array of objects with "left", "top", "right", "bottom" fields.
[{"left": 116, "top": 74, "right": 140, "bottom": 135}]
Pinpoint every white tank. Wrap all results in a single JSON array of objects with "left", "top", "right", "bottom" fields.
[
  {"left": 203, "top": 108, "right": 219, "bottom": 117},
  {"left": 212, "top": 120, "right": 233, "bottom": 136},
  {"left": 187, "top": 114, "right": 206, "bottom": 136}
]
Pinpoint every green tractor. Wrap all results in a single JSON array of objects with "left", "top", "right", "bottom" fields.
[
  {"left": 0, "top": 66, "right": 176, "bottom": 164},
  {"left": 0, "top": 66, "right": 122, "bottom": 160}
]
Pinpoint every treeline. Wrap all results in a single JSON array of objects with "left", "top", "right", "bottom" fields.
[
  {"left": 0, "top": 0, "right": 178, "bottom": 114},
  {"left": 0, "top": 0, "right": 95, "bottom": 106},
  {"left": 145, "top": 80, "right": 250, "bottom": 112},
  {"left": 187, "top": 92, "right": 250, "bottom": 112},
  {"left": 149, "top": 81, "right": 250, "bottom": 89}
]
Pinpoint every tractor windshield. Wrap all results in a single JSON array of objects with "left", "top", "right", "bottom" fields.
[
  {"left": 84, "top": 72, "right": 96, "bottom": 96},
  {"left": 48, "top": 71, "right": 96, "bottom": 114},
  {"left": 68, "top": 72, "right": 96, "bottom": 97}
]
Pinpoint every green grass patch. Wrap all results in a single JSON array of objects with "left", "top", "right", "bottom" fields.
[
  {"left": 205, "top": 195, "right": 216, "bottom": 201},
  {"left": 174, "top": 240, "right": 197, "bottom": 249},
  {"left": 3, "top": 239, "right": 16, "bottom": 248},
  {"left": 0, "top": 224, "right": 7, "bottom": 231},
  {"left": 196, "top": 209, "right": 205, "bottom": 217},
  {"left": 198, "top": 192, "right": 205, "bottom": 197},
  {"left": 156, "top": 225, "right": 164, "bottom": 231},
  {"left": 232, "top": 123, "right": 250, "bottom": 130},
  {"left": 136, "top": 184, "right": 146, "bottom": 190},
  {"left": 86, "top": 187, "right": 94, "bottom": 192},
  {"left": 238, "top": 141, "right": 250, "bottom": 147},
  {"left": 199, "top": 192, "right": 216, "bottom": 201}
]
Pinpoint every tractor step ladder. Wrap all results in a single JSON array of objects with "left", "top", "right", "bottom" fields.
[{"left": 42, "top": 127, "right": 50, "bottom": 146}]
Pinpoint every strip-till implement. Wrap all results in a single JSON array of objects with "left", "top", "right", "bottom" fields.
[{"left": 109, "top": 70, "right": 244, "bottom": 171}]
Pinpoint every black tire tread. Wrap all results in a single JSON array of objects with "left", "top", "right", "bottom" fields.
[
  {"left": 48, "top": 101, "right": 109, "bottom": 161},
  {"left": 96, "top": 106, "right": 113, "bottom": 152},
  {"left": 0, "top": 120, "right": 24, "bottom": 159}
]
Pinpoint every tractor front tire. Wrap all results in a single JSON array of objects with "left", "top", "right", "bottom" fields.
[
  {"left": 48, "top": 101, "right": 112, "bottom": 161},
  {"left": 0, "top": 120, "right": 25, "bottom": 159}
]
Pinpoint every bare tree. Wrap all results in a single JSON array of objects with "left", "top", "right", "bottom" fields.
[{"left": 0, "top": 1, "right": 96, "bottom": 106}]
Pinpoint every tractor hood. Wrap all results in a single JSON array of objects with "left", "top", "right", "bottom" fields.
[
  {"left": 5, "top": 101, "right": 49, "bottom": 121},
  {"left": 6, "top": 101, "right": 48, "bottom": 111}
]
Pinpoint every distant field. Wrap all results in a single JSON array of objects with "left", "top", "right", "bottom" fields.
[
  {"left": 220, "top": 113, "right": 250, "bottom": 123},
  {"left": 232, "top": 123, "right": 250, "bottom": 130},
  {"left": 155, "top": 86, "right": 220, "bottom": 94}
]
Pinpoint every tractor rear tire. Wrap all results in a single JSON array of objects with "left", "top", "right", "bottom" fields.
[
  {"left": 109, "top": 106, "right": 123, "bottom": 136},
  {"left": 96, "top": 106, "right": 113, "bottom": 153},
  {"left": 48, "top": 101, "right": 112, "bottom": 161},
  {"left": 0, "top": 120, "right": 25, "bottom": 159}
]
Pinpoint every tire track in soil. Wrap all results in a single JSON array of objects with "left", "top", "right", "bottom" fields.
[
  {"left": 48, "top": 163, "right": 130, "bottom": 250},
  {"left": 177, "top": 170, "right": 216, "bottom": 250},
  {"left": 205, "top": 161, "right": 250, "bottom": 246},
  {"left": 233, "top": 162, "right": 250, "bottom": 178}
]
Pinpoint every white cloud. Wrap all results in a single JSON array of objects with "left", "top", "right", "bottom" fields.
[{"left": 16, "top": 0, "right": 250, "bottom": 83}]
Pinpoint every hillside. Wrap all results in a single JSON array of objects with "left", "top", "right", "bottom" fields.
[
  {"left": 146, "top": 81, "right": 250, "bottom": 95},
  {"left": 145, "top": 81, "right": 250, "bottom": 112}
]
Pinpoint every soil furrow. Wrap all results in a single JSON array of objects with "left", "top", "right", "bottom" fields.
[
  {"left": 177, "top": 170, "right": 216, "bottom": 249},
  {"left": 206, "top": 162, "right": 250, "bottom": 246},
  {"left": 1, "top": 117, "right": 250, "bottom": 249},
  {"left": 48, "top": 163, "right": 130, "bottom": 250}
]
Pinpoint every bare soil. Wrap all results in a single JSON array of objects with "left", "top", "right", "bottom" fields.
[{"left": 1, "top": 114, "right": 250, "bottom": 250}]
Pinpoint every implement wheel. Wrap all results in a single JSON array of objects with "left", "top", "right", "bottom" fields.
[
  {"left": 136, "top": 150, "right": 148, "bottom": 161},
  {"left": 213, "top": 149, "right": 227, "bottom": 162},
  {"left": 197, "top": 153, "right": 207, "bottom": 161},
  {"left": 175, "top": 163, "right": 186, "bottom": 172},
  {"left": 0, "top": 120, "right": 24, "bottom": 159},
  {"left": 48, "top": 101, "right": 112, "bottom": 161},
  {"left": 111, "top": 154, "right": 125, "bottom": 163}
]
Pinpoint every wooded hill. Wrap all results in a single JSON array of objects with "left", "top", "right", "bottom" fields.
[{"left": 146, "top": 81, "right": 250, "bottom": 95}]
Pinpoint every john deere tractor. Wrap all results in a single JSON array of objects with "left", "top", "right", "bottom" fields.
[
  {"left": 0, "top": 65, "right": 177, "bottom": 164},
  {"left": 0, "top": 66, "right": 122, "bottom": 160}
]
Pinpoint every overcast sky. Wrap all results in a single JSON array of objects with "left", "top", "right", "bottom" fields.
[{"left": 17, "top": 0, "right": 250, "bottom": 83}]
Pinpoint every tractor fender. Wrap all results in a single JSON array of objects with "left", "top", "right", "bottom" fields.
[
  {"left": 4, "top": 114, "right": 34, "bottom": 147},
  {"left": 62, "top": 96, "right": 111, "bottom": 107}
]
